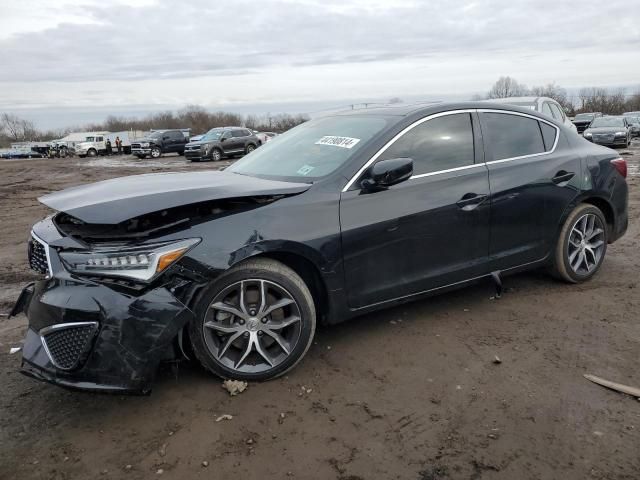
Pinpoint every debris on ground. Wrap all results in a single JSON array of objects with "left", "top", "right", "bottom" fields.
[
  {"left": 584, "top": 374, "right": 640, "bottom": 399},
  {"left": 215, "top": 414, "right": 233, "bottom": 422},
  {"left": 158, "top": 443, "right": 167, "bottom": 457},
  {"left": 202, "top": 461, "right": 209, "bottom": 467},
  {"left": 222, "top": 379, "right": 248, "bottom": 396},
  {"left": 493, "top": 355, "right": 502, "bottom": 364},
  {"left": 9, "top": 347, "right": 20, "bottom": 354}
]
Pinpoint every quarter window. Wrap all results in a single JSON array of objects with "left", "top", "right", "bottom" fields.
[
  {"left": 379, "top": 113, "right": 475, "bottom": 175},
  {"left": 482, "top": 113, "right": 545, "bottom": 161},
  {"left": 539, "top": 122, "right": 557, "bottom": 151},
  {"left": 232, "top": 130, "right": 245, "bottom": 138},
  {"left": 542, "top": 103, "right": 553, "bottom": 118}
]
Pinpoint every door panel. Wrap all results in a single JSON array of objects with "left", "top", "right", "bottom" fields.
[
  {"left": 480, "top": 112, "right": 582, "bottom": 269},
  {"left": 340, "top": 166, "right": 491, "bottom": 309}
]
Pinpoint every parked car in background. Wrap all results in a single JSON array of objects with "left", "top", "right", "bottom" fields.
[
  {"left": 0, "top": 148, "right": 46, "bottom": 159},
  {"left": 583, "top": 116, "right": 631, "bottom": 147},
  {"left": 255, "top": 131, "right": 278, "bottom": 145},
  {"left": 572, "top": 112, "right": 603, "bottom": 134},
  {"left": 131, "top": 130, "right": 188, "bottom": 158},
  {"left": 189, "top": 134, "right": 204, "bottom": 143},
  {"left": 623, "top": 116, "right": 640, "bottom": 138},
  {"left": 184, "top": 127, "right": 259, "bottom": 162},
  {"left": 13, "top": 102, "right": 628, "bottom": 392},
  {"left": 74, "top": 131, "right": 143, "bottom": 157},
  {"left": 483, "top": 96, "right": 578, "bottom": 132}
]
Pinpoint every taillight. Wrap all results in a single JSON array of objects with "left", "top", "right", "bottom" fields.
[{"left": 610, "top": 158, "right": 627, "bottom": 179}]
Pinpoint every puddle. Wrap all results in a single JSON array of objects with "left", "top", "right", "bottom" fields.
[{"left": 78, "top": 157, "right": 192, "bottom": 168}]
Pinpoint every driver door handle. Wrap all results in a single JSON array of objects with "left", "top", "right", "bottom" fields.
[
  {"left": 456, "top": 193, "right": 488, "bottom": 211},
  {"left": 552, "top": 171, "right": 575, "bottom": 185}
]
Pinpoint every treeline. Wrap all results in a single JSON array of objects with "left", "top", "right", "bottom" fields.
[
  {"left": 0, "top": 106, "right": 310, "bottom": 147},
  {"left": 479, "top": 76, "right": 640, "bottom": 115}
]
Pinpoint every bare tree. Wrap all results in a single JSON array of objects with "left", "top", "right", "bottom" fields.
[
  {"left": 487, "top": 76, "right": 528, "bottom": 99},
  {"left": 530, "top": 82, "right": 572, "bottom": 112}
]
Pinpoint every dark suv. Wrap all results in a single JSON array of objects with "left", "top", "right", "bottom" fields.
[
  {"left": 184, "top": 127, "right": 259, "bottom": 162},
  {"left": 131, "top": 130, "right": 188, "bottom": 159}
]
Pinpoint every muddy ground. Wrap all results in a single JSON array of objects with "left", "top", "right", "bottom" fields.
[{"left": 0, "top": 145, "right": 639, "bottom": 480}]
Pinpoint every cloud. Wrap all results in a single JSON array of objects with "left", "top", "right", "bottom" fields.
[{"left": 0, "top": 0, "right": 639, "bottom": 119}]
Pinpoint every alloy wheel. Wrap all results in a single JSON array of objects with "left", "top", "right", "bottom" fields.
[
  {"left": 203, "top": 279, "right": 302, "bottom": 374},
  {"left": 151, "top": 147, "right": 161, "bottom": 158},
  {"left": 567, "top": 213, "right": 605, "bottom": 275},
  {"left": 211, "top": 149, "right": 222, "bottom": 161},
  {"left": 246, "top": 145, "right": 255, "bottom": 153}
]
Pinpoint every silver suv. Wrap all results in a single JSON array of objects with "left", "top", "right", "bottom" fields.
[{"left": 483, "top": 96, "right": 578, "bottom": 133}]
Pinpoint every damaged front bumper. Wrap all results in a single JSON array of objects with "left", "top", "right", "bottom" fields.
[{"left": 13, "top": 220, "right": 197, "bottom": 394}]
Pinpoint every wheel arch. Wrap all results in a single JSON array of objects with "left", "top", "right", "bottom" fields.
[
  {"left": 579, "top": 196, "right": 616, "bottom": 241},
  {"left": 246, "top": 251, "right": 329, "bottom": 325}
]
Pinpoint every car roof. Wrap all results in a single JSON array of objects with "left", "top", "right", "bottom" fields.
[
  {"left": 481, "top": 96, "right": 542, "bottom": 104},
  {"left": 330, "top": 101, "right": 559, "bottom": 124}
]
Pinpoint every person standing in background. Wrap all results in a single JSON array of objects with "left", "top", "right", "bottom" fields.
[
  {"left": 105, "top": 138, "right": 113, "bottom": 155},
  {"left": 115, "top": 136, "right": 122, "bottom": 155}
]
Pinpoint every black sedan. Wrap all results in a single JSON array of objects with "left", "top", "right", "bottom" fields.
[
  {"left": 583, "top": 116, "right": 632, "bottom": 147},
  {"left": 13, "top": 103, "right": 628, "bottom": 393}
]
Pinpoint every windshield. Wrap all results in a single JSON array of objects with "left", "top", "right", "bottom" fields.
[
  {"left": 590, "top": 117, "right": 625, "bottom": 128},
  {"left": 575, "top": 114, "right": 594, "bottom": 121},
  {"left": 201, "top": 129, "right": 224, "bottom": 141},
  {"left": 228, "top": 116, "right": 391, "bottom": 181}
]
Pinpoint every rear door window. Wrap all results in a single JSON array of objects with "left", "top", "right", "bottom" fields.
[
  {"left": 379, "top": 113, "right": 475, "bottom": 175},
  {"left": 482, "top": 113, "right": 546, "bottom": 161},
  {"left": 549, "top": 103, "right": 565, "bottom": 122},
  {"left": 232, "top": 130, "right": 245, "bottom": 138}
]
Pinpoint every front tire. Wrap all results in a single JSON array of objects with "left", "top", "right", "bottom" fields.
[
  {"left": 188, "top": 258, "right": 316, "bottom": 381},
  {"left": 210, "top": 148, "right": 222, "bottom": 161},
  {"left": 551, "top": 204, "right": 607, "bottom": 283},
  {"left": 150, "top": 147, "right": 161, "bottom": 158},
  {"left": 87, "top": 149, "right": 97, "bottom": 157}
]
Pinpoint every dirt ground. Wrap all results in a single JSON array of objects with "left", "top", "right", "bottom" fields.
[{"left": 0, "top": 145, "right": 639, "bottom": 480}]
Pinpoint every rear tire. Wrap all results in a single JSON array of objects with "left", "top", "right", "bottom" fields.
[
  {"left": 245, "top": 143, "right": 256, "bottom": 154},
  {"left": 551, "top": 204, "right": 608, "bottom": 283},
  {"left": 188, "top": 258, "right": 316, "bottom": 381}
]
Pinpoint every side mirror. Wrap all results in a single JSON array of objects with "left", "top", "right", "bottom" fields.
[
  {"left": 361, "top": 157, "right": 413, "bottom": 191},
  {"left": 220, "top": 136, "right": 227, "bottom": 142}
]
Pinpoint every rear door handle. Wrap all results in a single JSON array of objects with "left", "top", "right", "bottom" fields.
[
  {"left": 456, "top": 193, "right": 488, "bottom": 211},
  {"left": 552, "top": 171, "right": 575, "bottom": 185}
]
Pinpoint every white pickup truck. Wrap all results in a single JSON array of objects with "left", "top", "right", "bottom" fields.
[{"left": 73, "top": 131, "right": 145, "bottom": 157}]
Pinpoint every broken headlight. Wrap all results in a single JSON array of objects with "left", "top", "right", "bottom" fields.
[{"left": 59, "top": 238, "right": 200, "bottom": 281}]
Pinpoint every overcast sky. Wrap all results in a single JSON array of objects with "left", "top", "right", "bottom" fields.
[{"left": 1, "top": 0, "right": 639, "bottom": 128}]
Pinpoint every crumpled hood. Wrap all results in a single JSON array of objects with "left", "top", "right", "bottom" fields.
[{"left": 39, "top": 170, "right": 311, "bottom": 224}]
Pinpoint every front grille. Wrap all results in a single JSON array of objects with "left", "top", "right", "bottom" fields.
[
  {"left": 28, "top": 237, "right": 49, "bottom": 274},
  {"left": 41, "top": 323, "right": 98, "bottom": 370},
  {"left": 131, "top": 143, "right": 141, "bottom": 149}
]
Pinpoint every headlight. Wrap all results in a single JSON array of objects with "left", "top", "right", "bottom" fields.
[
  {"left": 140, "top": 142, "right": 150, "bottom": 148},
  {"left": 583, "top": 132, "right": 592, "bottom": 137},
  {"left": 59, "top": 238, "right": 200, "bottom": 281},
  {"left": 201, "top": 143, "right": 208, "bottom": 151},
  {"left": 614, "top": 132, "right": 626, "bottom": 137}
]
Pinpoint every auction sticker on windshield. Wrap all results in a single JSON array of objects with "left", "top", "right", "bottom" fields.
[{"left": 315, "top": 136, "right": 361, "bottom": 149}]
